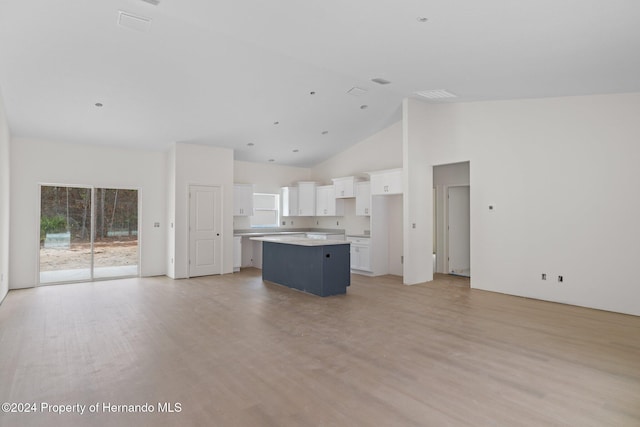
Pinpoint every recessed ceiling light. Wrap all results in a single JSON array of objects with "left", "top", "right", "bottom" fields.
[
  {"left": 247, "top": 142, "right": 254, "bottom": 146},
  {"left": 140, "top": 0, "right": 160, "bottom": 5},
  {"left": 321, "top": 131, "right": 328, "bottom": 135},
  {"left": 293, "top": 149, "right": 299, "bottom": 153},
  {"left": 268, "top": 159, "right": 275, "bottom": 162},
  {"left": 371, "top": 78, "right": 391, "bottom": 85},
  {"left": 360, "top": 105, "right": 368, "bottom": 110},
  {"left": 95, "top": 103, "right": 103, "bottom": 107},
  {"left": 416, "top": 17, "right": 428, "bottom": 22},
  {"left": 415, "top": 89, "right": 457, "bottom": 99}
]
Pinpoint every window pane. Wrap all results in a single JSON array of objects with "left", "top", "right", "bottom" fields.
[
  {"left": 250, "top": 210, "right": 278, "bottom": 227},
  {"left": 93, "top": 188, "right": 139, "bottom": 279},
  {"left": 40, "top": 186, "right": 92, "bottom": 284},
  {"left": 254, "top": 194, "right": 276, "bottom": 209}
]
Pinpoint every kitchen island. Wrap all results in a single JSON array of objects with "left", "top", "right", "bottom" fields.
[{"left": 250, "top": 236, "right": 350, "bottom": 297}]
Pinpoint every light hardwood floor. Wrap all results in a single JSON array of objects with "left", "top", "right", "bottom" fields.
[{"left": 0, "top": 270, "right": 638, "bottom": 426}]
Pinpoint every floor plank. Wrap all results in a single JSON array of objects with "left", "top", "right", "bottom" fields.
[{"left": 0, "top": 270, "right": 638, "bottom": 426}]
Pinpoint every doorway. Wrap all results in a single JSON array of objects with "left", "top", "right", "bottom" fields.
[
  {"left": 433, "top": 161, "right": 470, "bottom": 278},
  {"left": 447, "top": 186, "right": 470, "bottom": 277},
  {"left": 39, "top": 185, "right": 139, "bottom": 284},
  {"left": 188, "top": 185, "right": 222, "bottom": 277}
]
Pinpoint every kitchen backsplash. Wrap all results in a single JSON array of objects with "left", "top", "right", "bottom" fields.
[{"left": 233, "top": 198, "right": 370, "bottom": 236}]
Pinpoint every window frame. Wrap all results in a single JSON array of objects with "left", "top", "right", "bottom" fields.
[{"left": 250, "top": 192, "right": 280, "bottom": 228}]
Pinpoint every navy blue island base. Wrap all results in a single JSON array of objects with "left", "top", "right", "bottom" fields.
[{"left": 261, "top": 240, "right": 350, "bottom": 297}]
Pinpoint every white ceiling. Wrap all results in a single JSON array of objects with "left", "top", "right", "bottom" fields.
[{"left": 1, "top": 0, "right": 639, "bottom": 167}]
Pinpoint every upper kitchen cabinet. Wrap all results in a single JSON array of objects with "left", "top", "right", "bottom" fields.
[
  {"left": 233, "top": 184, "right": 254, "bottom": 216},
  {"left": 280, "top": 186, "right": 298, "bottom": 217},
  {"left": 296, "top": 182, "right": 317, "bottom": 216},
  {"left": 355, "top": 181, "right": 371, "bottom": 216},
  {"left": 369, "top": 168, "right": 403, "bottom": 195},
  {"left": 316, "top": 185, "right": 345, "bottom": 216},
  {"left": 331, "top": 176, "right": 362, "bottom": 198}
]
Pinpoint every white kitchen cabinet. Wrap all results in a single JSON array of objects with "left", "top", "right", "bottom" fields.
[
  {"left": 233, "top": 184, "right": 254, "bottom": 216},
  {"left": 280, "top": 186, "right": 298, "bottom": 217},
  {"left": 331, "top": 176, "right": 361, "bottom": 198},
  {"left": 355, "top": 181, "right": 371, "bottom": 216},
  {"left": 348, "top": 236, "right": 371, "bottom": 272},
  {"left": 369, "top": 168, "right": 403, "bottom": 195},
  {"left": 296, "top": 182, "right": 317, "bottom": 216},
  {"left": 315, "top": 185, "right": 345, "bottom": 216}
]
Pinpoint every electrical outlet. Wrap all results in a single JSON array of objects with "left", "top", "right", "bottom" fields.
[
  {"left": 401, "top": 255, "right": 404, "bottom": 264},
  {"left": 282, "top": 221, "right": 286, "bottom": 226},
  {"left": 558, "top": 275, "right": 563, "bottom": 283},
  {"left": 541, "top": 273, "right": 547, "bottom": 280},
  {"left": 336, "top": 221, "right": 339, "bottom": 226}
]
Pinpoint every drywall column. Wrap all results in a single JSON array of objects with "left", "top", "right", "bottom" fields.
[
  {"left": 168, "top": 143, "right": 235, "bottom": 278},
  {"left": 166, "top": 145, "right": 177, "bottom": 278},
  {"left": 402, "top": 98, "right": 433, "bottom": 285},
  {"left": 0, "top": 89, "right": 10, "bottom": 303}
]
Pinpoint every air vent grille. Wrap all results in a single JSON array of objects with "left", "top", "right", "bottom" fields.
[
  {"left": 347, "top": 87, "right": 368, "bottom": 97},
  {"left": 118, "top": 11, "right": 152, "bottom": 32},
  {"left": 415, "top": 89, "right": 457, "bottom": 99}
]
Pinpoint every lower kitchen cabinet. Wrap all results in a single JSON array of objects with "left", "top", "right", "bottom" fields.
[{"left": 347, "top": 236, "right": 371, "bottom": 273}]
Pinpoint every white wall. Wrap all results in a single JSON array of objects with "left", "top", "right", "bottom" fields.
[
  {"left": 0, "top": 90, "right": 10, "bottom": 303},
  {"left": 169, "top": 143, "right": 234, "bottom": 278},
  {"left": 311, "top": 121, "right": 403, "bottom": 238},
  {"left": 387, "top": 195, "right": 404, "bottom": 275},
  {"left": 312, "top": 121, "right": 403, "bottom": 179},
  {"left": 166, "top": 145, "right": 176, "bottom": 277},
  {"left": 403, "top": 99, "right": 432, "bottom": 284},
  {"left": 234, "top": 160, "right": 310, "bottom": 193},
  {"left": 404, "top": 93, "right": 640, "bottom": 316},
  {"left": 10, "top": 138, "right": 167, "bottom": 288}
]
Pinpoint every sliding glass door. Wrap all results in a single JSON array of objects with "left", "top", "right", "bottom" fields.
[
  {"left": 93, "top": 188, "right": 138, "bottom": 279},
  {"left": 39, "top": 185, "right": 139, "bottom": 285}
]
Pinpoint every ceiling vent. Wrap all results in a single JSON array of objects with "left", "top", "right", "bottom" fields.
[
  {"left": 118, "top": 11, "right": 152, "bottom": 32},
  {"left": 371, "top": 78, "right": 391, "bottom": 85},
  {"left": 415, "top": 89, "right": 457, "bottom": 99},
  {"left": 347, "top": 87, "right": 368, "bottom": 97}
]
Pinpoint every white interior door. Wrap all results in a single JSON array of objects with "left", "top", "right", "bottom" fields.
[
  {"left": 189, "top": 185, "right": 221, "bottom": 277},
  {"left": 447, "top": 186, "right": 470, "bottom": 277}
]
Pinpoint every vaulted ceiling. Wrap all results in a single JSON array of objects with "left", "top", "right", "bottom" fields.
[{"left": 1, "top": 0, "right": 639, "bottom": 166}]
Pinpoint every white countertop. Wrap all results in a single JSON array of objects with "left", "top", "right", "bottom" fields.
[
  {"left": 234, "top": 231, "right": 305, "bottom": 237},
  {"left": 249, "top": 236, "right": 350, "bottom": 247}
]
